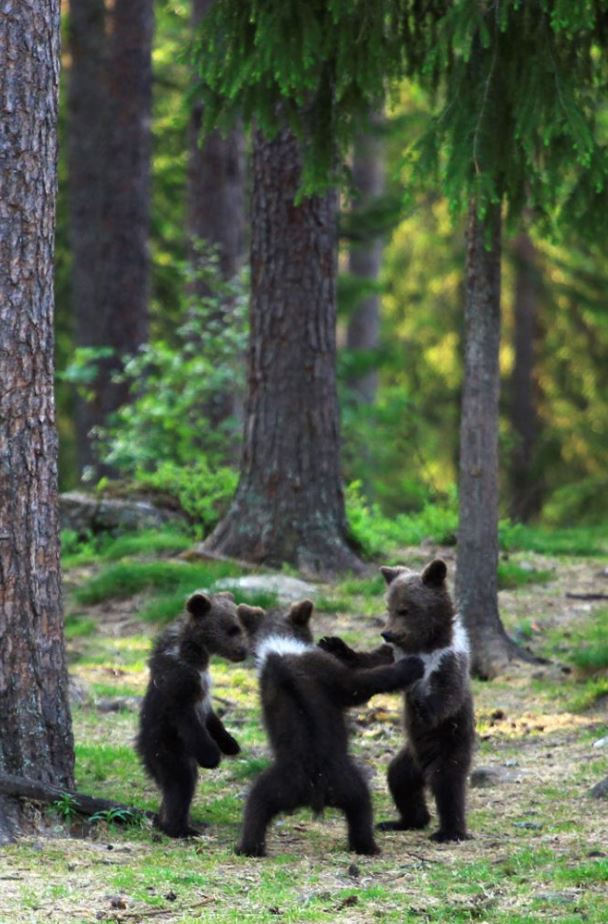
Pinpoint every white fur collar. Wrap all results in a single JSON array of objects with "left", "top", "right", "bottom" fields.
[
  {"left": 255, "top": 635, "right": 314, "bottom": 672},
  {"left": 391, "top": 614, "right": 469, "bottom": 688}
]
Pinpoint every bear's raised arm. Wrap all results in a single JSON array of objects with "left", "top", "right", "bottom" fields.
[
  {"left": 323, "top": 654, "right": 424, "bottom": 707},
  {"left": 318, "top": 636, "right": 394, "bottom": 668}
]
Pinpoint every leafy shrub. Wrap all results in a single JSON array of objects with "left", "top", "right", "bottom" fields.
[{"left": 346, "top": 480, "right": 458, "bottom": 558}]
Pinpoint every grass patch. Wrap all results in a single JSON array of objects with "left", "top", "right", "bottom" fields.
[
  {"left": 101, "top": 529, "right": 192, "bottom": 561},
  {"left": 64, "top": 613, "right": 97, "bottom": 639},
  {"left": 500, "top": 522, "right": 608, "bottom": 556},
  {"left": 74, "top": 560, "right": 242, "bottom": 605},
  {"left": 569, "top": 608, "right": 608, "bottom": 673},
  {"left": 569, "top": 677, "right": 608, "bottom": 711},
  {"left": 497, "top": 561, "right": 554, "bottom": 590}
]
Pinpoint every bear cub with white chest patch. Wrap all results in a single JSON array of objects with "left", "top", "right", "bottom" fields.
[
  {"left": 136, "top": 590, "right": 247, "bottom": 838},
  {"left": 319, "top": 559, "right": 474, "bottom": 842},
  {"left": 235, "top": 599, "right": 425, "bottom": 857}
]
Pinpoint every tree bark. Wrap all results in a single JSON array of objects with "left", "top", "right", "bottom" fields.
[
  {"left": 508, "top": 232, "right": 544, "bottom": 522},
  {"left": 455, "top": 202, "right": 518, "bottom": 678},
  {"left": 346, "top": 123, "right": 385, "bottom": 404},
  {"left": 187, "top": 0, "right": 245, "bottom": 429},
  {"left": 202, "top": 128, "right": 363, "bottom": 577},
  {"left": 0, "top": 0, "right": 74, "bottom": 842},
  {"left": 67, "top": 0, "right": 108, "bottom": 476}
]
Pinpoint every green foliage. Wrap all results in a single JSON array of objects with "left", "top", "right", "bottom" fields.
[
  {"left": 100, "top": 529, "right": 192, "bottom": 561},
  {"left": 569, "top": 609, "right": 608, "bottom": 674},
  {"left": 52, "top": 793, "right": 79, "bottom": 822},
  {"left": 413, "top": 0, "right": 608, "bottom": 227},
  {"left": 94, "top": 250, "right": 247, "bottom": 475},
  {"left": 499, "top": 522, "right": 608, "bottom": 556},
  {"left": 194, "top": 1, "right": 414, "bottom": 194},
  {"left": 133, "top": 461, "right": 237, "bottom": 539},
  {"left": 64, "top": 614, "right": 97, "bottom": 640},
  {"left": 74, "top": 560, "right": 242, "bottom": 606},
  {"left": 346, "top": 480, "right": 458, "bottom": 557},
  {"left": 497, "top": 562, "right": 553, "bottom": 590}
]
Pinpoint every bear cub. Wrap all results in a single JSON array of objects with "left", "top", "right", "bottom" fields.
[
  {"left": 235, "top": 598, "right": 425, "bottom": 857},
  {"left": 320, "top": 559, "right": 475, "bottom": 842},
  {"left": 136, "top": 590, "right": 247, "bottom": 837}
]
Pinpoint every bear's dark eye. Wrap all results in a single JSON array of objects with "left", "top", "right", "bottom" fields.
[
  {"left": 227, "top": 626, "right": 241, "bottom": 637},
  {"left": 397, "top": 608, "right": 409, "bottom": 617}
]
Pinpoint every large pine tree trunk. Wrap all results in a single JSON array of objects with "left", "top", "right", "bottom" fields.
[
  {"left": 455, "top": 202, "right": 516, "bottom": 678},
  {"left": 508, "top": 232, "right": 543, "bottom": 522},
  {"left": 0, "top": 0, "right": 74, "bottom": 841},
  {"left": 67, "top": 0, "right": 108, "bottom": 476},
  {"left": 203, "top": 128, "right": 362, "bottom": 577},
  {"left": 346, "top": 124, "right": 384, "bottom": 404}
]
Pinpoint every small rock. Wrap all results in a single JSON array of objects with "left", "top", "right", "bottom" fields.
[
  {"left": 164, "top": 891, "right": 177, "bottom": 902},
  {"left": 589, "top": 777, "right": 608, "bottom": 799},
  {"left": 95, "top": 696, "right": 141, "bottom": 713},
  {"left": 513, "top": 821, "right": 543, "bottom": 830},
  {"left": 109, "top": 896, "right": 126, "bottom": 909},
  {"left": 592, "top": 735, "right": 608, "bottom": 749},
  {"left": 504, "top": 759, "right": 519, "bottom": 767},
  {"left": 214, "top": 574, "right": 318, "bottom": 603},
  {"left": 470, "top": 766, "right": 518, "bottom": 788},
  {"left": 347, "top": 863, "right": 360, "bottom": 878},
  {"left": 534, "top": 891, "right": 574, "bottom": 904}
]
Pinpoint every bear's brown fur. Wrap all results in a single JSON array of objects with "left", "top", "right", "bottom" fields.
[{"left": 319, "top": 559, "right": 475, "bottom": 842}]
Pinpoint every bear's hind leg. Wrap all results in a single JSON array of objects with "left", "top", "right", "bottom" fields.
[
  {"left": 330, "top": 762, "right": 379, "bottom": 855},
  {"left": 428, "top": 764, "right": 470, "bottom": 843},
  {"left": 236, "top": 765, "right": 304, "bottom": 857},
  {"left": 378, "top": 746, "right": 430, "bottom": 832},
  {"left": 157, "top": 759, "right": 199, "bottom": 838}
]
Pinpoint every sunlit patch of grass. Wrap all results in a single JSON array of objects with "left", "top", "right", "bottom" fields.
[
  {"left": 314, "top": 595, "right": 354, "bottom": 614},
  {"left": 500, "top": 522, "right": 608, "bottom": 556},
  {"left": 335, "top": 574, "right": 385, "bottom": 597},
  {"left": 569, "top": 608, "right": 608, "bottom": 674},
  {"left": 568, "top": 677, "right": 608, "bottom": 711},
  {"left": 101, "top": 529, "right": 192, "bottom": 561},
  {"left": 75, "top": 560, "right": 242, "bottom": 605}
]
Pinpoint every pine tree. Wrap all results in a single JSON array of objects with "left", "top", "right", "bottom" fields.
[{"left": 0, "top": 0, "right": 74, "bottom": 840}]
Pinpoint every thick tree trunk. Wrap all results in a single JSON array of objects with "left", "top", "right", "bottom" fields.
[
  {"left": 346, "top": 124, "right": 384, "bottom": 404},
  {"left": 0, "top": 0, "right": 74, "bottom": 842},
  {"left": 67, "top": 0, "right": 108, "bottom": 476},
  {"left": 455, "top": 203, "right": 517, "bottom": 678},
  {"left": 187, "top": 0, "right": 245, "bottom": 429},
  {"left": 203, "top": 129, "right": 362, "bottom": 577},
  {"left": 508, "top": 232, "right": 544, "bottom": 522}
]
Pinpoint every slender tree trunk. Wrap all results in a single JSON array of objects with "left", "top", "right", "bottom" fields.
[
  {"left": 203, "top": 128, "right": 362, "bottom": 577},
  {"left": 346, "top": 123, "right": 384, "bottom": 404},
  {"left": 187, "top": 0, "right": 245, "bottom": 429},
  {"left": 97, "top": 0, "right": 153, "bottom": 418},
  {"left": 508, "top": 232, "right": 543, "bottom": 521},
  {"left": 455, "top": 202, "right": 516, "bottom": 678},
  {"left": 188, "top": 0, "right": 245, "bottom": 284},
  {"left": 0, "top": 0, "right": 74, "bottom": 842},
  {"left": 67, "top": 0, "right": 108, "bottom": 476}
]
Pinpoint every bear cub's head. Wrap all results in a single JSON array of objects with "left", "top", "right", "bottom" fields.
[
  {"left": 236, "top": 599, "right": 315, "bottom": 652},
  {"left": 184, "top": 590, "right": 248, "bottom": 663},
  {"left": 380, "top": 559, "right": 455, "bottom": 654}
]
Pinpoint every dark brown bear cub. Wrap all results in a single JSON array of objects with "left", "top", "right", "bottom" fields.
[
  {"left": 319, "top": 559, "right": 474, "bottom": 842},
  {"left": 136, "top": 590, "right": 247, "bottom": 838},
  {"left": 235, "top": 599, "right": 425, "bottom": 857}
]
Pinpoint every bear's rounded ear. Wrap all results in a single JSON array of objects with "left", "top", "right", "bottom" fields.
[
  {"left": 380, "top": 565, "right": 406, "bottom": 586},
  {"left": 187, "top": 591, "right": 212, "bottom": 619},
  {"left": 288, "top": 599, "right": 314, "bottom": 626},
  {"left": 421, "top": 559, "right": 447, "bottom": 587},
  {"left": 237, "top": 604, "right": 265, "bottom": 633}
]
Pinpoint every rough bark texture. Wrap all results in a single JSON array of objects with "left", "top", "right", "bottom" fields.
[
  {"left": 187, "top": 0, "right": 245, "bottom": 429},
  {"left": 455, "top": 203, "right": 516, "bottom": 678},
  {"left": 508, "top": 232, "right": 544, "bottom": 522},
  {"left": 67, "top": 0, "right": 108, "bottom": 475},
  {"left": 203, "top": 129, "right": 362, "bottom": 577},
  {"left": 0, "top": 0, "right": 74, "bottom": 841},
  {"left": 346, "top": 125, "right": 384, "bottom": 404}
]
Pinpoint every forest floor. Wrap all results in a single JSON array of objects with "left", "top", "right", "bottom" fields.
[{"left": 2, "top": 536, "right": 607, "bottom": 924}]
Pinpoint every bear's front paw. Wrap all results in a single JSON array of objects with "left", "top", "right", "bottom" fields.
[
  {"left": 195, "top": 746, "right": 222, "bottom": 769},
  {"left": 318, "top": 636, "right": 355, "bottom": 663},
  {"left": 220, "top": 734, "right": 241, "bottom": 756},
  {"left": 394, "top": 655, "right": 425, "bottom": 687}
]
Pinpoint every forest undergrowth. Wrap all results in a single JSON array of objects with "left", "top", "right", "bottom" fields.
[{"left": 2, "top": 532, "right": 607, "bottom": 924}]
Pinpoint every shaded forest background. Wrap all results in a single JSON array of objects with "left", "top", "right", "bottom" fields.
[{"left": 55, "top": 0, "right": 608, "bottom": 539}]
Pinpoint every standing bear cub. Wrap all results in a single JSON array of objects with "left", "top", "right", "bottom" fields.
[
  {"left": 136, "top": 590, "right": 247, "bottom": 837},
  {"left": 319, "top": 559, "right": 474, "bottom": 842},
  {"left": 235, "top": 598, "right": 425, "bottom": 857}
]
